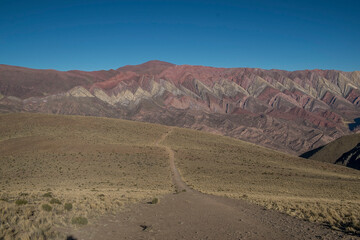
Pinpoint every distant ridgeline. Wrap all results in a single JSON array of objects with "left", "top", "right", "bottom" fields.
[{"left": 0, "top": 61, "right": 360, "bottom": 156}]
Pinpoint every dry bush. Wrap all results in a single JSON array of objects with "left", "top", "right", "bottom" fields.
[
  {"left": 64, "top": 203, "right": 73, "bottom": 211},
  {"left": 151, "top": 198, "right": 159, "bottom": 204},
  {"left": 71, "top": 216, "right": 88, "bottom": 225},
  {"left": 50, "top": 198, "right": 61, "bottom": 205},
  {"left": 42, "top": 203, "right": 52, "bottom": 212}
]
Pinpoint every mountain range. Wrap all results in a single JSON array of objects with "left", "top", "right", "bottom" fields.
[{"left": 1, "top": 60, "right": 359, "bottom": 155}]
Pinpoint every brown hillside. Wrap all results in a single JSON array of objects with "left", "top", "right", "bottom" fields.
[
  {"left": 1, "top": 113, "right": 359, "bottom": 239},
  {"left": 302, "top": 133, "right": 360, "bottom": 169}
]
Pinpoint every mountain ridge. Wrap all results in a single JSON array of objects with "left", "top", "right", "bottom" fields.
[{"left": 0, "top": 61, "right": 359, "bottom": 155}]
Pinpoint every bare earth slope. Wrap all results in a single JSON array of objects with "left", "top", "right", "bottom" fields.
[
  {"left": 1, "top": 61, "right": 359, "bottom": 155},
  {"left": 1, "top": 113, "right": 359, "bottom": 239}
]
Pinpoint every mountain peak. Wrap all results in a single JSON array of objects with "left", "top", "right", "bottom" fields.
[
  {"left": 142, "top": 60, "right": 175, "bottom": 65},
  {"left": 117, "top": 60, "right": 175, "bottom": 74}
]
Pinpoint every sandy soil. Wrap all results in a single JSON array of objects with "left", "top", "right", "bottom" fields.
[{"left": 65, "top": 129, "right": 358, "bottom": 240}]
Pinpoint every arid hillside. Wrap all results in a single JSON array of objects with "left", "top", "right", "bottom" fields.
[
  {"left": 1, "top": 113, "right": 359, "bottom": 239},
  {"left": 163, "top": 127, "right": 360, "bottom": 235},
  {"left": 301, "top": 133, "right": 360, "bottom": 170},
  {"left": 1, "top": 61, "right": 359, "bottom": 155},
  {"left": 0, "top": 113, "right": 172, "bottom": 239}
]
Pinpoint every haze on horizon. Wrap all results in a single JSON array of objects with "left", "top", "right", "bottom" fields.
[{"left": 0, "top": 0, "right": 359, "bottom": 71}]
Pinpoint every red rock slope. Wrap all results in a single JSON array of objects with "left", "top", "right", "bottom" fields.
[{"left": 1, "top": 61, "right": 359, "bottom": 155}]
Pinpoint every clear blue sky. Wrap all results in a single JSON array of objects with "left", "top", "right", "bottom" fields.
[{"left": 0, "top": 0, "right": 359, "bottom": 71}]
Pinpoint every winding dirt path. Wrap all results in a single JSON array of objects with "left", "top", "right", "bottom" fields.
[
  {"left": 155, "top": 128, "right": 189, "bottom": 193},
  {"left": 67, "top": 131, "right": 358, "bottom": 240}
]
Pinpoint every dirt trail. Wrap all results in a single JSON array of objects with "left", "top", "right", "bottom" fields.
[
  {"left": 155, "top": 128, "right": 189, "bottom": 193},
  {"left": 66, "top": 131, "right": 358, "bottom": 240}
]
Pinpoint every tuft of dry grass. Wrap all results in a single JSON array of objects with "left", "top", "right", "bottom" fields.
[
  {"left": 15, "top": 199, "right": 28, "bottom": 205},
  {"left": 42, "top": 192, "right": 52, "bottom": 198},
  {"left": 42, "top": 203, "right": 52, "bottom": 212},
  {"left": 64, "top": 203, "right": 72, "bottom": 211},
  {"left": 151, "top": 198, "right": 159, "bottom": 204},
  {"left": 163, "top": 128, "right": 360, "bottom": 235},
  {"left": 71, "top": 216, "right": 88, "bottom": 226},
  {"left": 50, "top": 198, "right": 62, "bottom": 205}
]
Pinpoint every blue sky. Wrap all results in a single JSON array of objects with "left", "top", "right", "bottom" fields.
[{"left": 0, "top": 0, "right": 359, "bottom": 71}]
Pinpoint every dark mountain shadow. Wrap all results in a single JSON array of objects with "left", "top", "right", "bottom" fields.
[
  {"left": 299, "top": 145, "right": 324, "bottom": 159},
  {"left": 349, "top": 118, "right": 360, "bottom": 131},
  {"left": 335, "top": 143, "right": 360, "bottom": 170}
]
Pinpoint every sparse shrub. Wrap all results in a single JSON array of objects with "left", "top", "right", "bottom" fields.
[
  {"left": 43, "top": 192, "right": 52, "bottom": 198},
  {"left": 42, "top": 204, "right": 52, "bottom": 212},
  {"left": 151, "top": 198, "right": 158, "bottom": 204},
  {"left": 175, "top": 189, "right": 186, "bottom": 194},
  {"left": 72, "top": 216, "right": 88, "bottom": 225},
  {"left": 50, "top": 198, "right": 61, "bottom": 204},
  {"left": 64, "top": 203, "right": 73, "bottom": 211},
  {"left": 98, "top": 194, "right": 105, "bottom": 197},
  {"left": 15, "top": 199, "right": 28, "bottom": 205}
]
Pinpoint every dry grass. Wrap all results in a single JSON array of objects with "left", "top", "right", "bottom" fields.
[
  {"left": 0, "top": 113, "right": 172, "bottom": 240},
  {"left": 1, "top": 112, "right": 360, "bottom": 238},
  {"left": 163, "top": 128, "right": 360, "bottom": 235}
]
